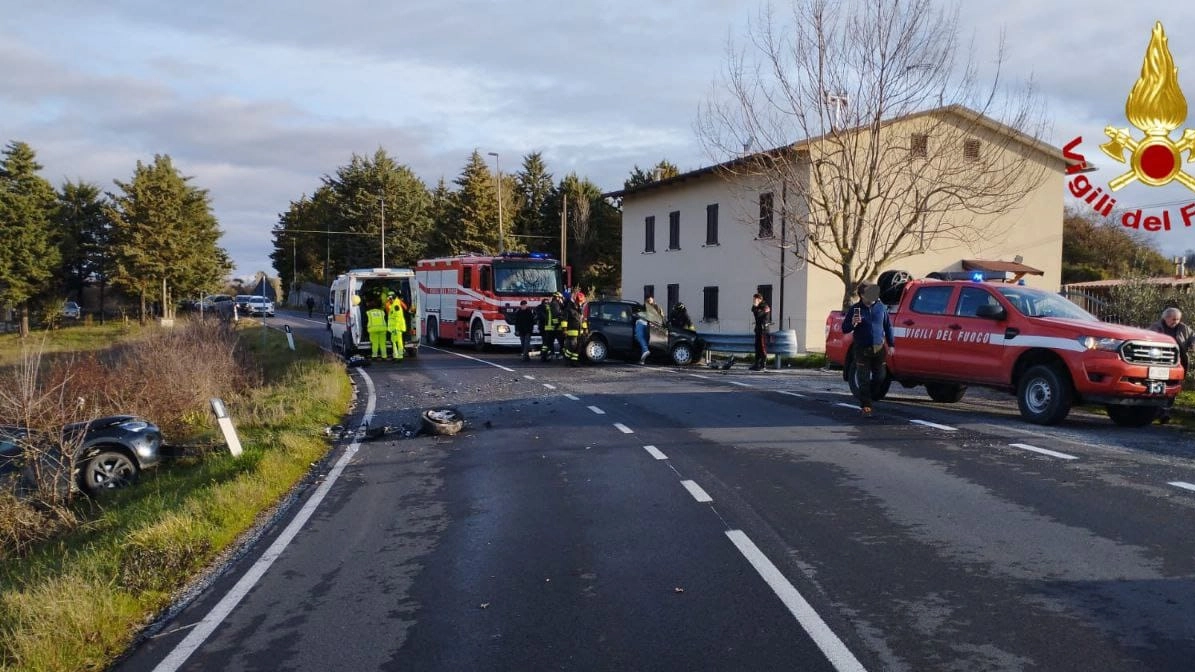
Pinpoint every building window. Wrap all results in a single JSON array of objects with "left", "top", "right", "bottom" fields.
[
  {"left": 758, "top": 193, "right": 774, "bottom": 239},
  {"left": 644, "top": 216, "right": 656, "bottom": 252},
  {"left": 964, "top": 138, "right": 981, "bottom": 160},
  {"left": 705, "top": 204, "right": 719, "bottom": 245},
  {"left": 702, "top": 286, "right": 719, "bottom": 322},
  {"left": 644, "top": 284, "right": 655, "bottom": 303},
  {"left": 911, "top": 133, "right": 928, "bottom": 158},
  {"left": 667, "top": 284, "right": 679, "bottom": 315},
  {"left": 668, "top": 210, "right": 680, "bottom": 250},
  {"left": 757, "top": 284, "right": 773, "bottom": 308}
]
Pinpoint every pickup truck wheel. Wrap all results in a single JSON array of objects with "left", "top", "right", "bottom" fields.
[
  {"left": 671, "top": 342, "right": 695, "bottom": 366},
  {"left": 1017, "top": 365, "right": 1072, "bottom": 425},
  {"left": 925, "top": 383, "right": 967, "bottom": 403},
  {"left": 1105, "top": 404, "right": 1158, "bottom": 427},
  {"left": 848, "top": 361, "right": 891, "bottom": 401}
]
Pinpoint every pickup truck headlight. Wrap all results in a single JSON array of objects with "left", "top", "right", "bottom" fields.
[
  {"left": 496, "top": 324, "right": 511, "bottom": 335},
  {"left": 1078, "top": 336, "right": 1123, "bottom": 352},
  {"left": 117, "top": 420, "right": 150, "bottom": 432}
]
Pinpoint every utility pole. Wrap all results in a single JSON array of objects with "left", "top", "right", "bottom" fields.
[
  {"left": 380, "top": 193, "right": 386, "bottom": 268},
  {"left": 560, "top": 193, "right": 568, "bottom": 268},
  {"left": 488, "top": 152, "right": 505, "bottom": 254}
]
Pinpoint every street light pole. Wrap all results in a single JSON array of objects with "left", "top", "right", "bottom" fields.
[{"left": 487, "top": 151, "right": 505, "bottom": 253}]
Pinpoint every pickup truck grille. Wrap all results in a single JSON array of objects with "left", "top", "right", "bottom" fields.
[{"left": 1120, "top": 341, "right": 1179, "bottom": 366}]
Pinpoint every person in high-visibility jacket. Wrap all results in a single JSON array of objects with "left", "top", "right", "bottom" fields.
[
  {"left": 387, "top": 293, "right": 407, "bottom": 360},
  {"left": 539, "top": 292, "right": 565, "bottom": 362},
  {"left": 366, "top": 299, "right": 389, "bottom": 360},
  {"left": 562, "top": 291, "right": 588, "bottom": 367}
]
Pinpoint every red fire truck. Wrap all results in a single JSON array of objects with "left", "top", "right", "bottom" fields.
[{"left": 416, "top": 252, "right": 568, "bottom": 349}]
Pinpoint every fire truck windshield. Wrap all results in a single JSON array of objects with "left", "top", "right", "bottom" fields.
[{"left": 493, "top": 263, "right": 563, "bottom": 296}]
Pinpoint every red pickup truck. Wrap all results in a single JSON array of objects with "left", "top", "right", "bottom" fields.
[{"left": 824, "top": 277, "right": 1184, "bottom": 426}]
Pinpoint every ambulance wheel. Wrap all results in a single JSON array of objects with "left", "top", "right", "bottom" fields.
[{"left": 407, "top": 347, "right": 418, "bottom": 359}]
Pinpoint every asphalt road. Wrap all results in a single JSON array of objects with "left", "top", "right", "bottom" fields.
[{"left": 113, "top": 313, "right": 1195, "bottom": 672}]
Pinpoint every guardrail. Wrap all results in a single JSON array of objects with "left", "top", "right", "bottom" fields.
[{"left": 697, "top": 329, "right": 800, "bottom": 369}]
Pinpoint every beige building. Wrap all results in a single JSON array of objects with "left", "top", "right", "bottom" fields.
[{"left": 605, "top": 106, "right": 1069, "bottom": 353}]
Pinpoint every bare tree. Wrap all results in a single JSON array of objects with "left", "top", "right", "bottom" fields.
[{"left": 697, "top": 0, "right": 1052, "bottom": 308}]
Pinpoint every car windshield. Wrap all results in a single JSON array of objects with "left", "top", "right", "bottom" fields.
[
  {"left": 996, "top": 286, "right": 1097, "bottom": 321},
  {"left": 493, "top": 263, "right": 563, "bottom": 296}
]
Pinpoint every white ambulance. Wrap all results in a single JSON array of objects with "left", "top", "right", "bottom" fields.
[{"left": 329, "top": 268, "right": 419, "bottom": 358}]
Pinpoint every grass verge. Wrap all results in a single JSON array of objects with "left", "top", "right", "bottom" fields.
[{"left": 0, "top": 323, "right": 351, "bottom": 672}]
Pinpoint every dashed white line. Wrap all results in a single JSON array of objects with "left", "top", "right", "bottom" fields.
[
  {"left": 588, "top": 405, "right": 606, "bottom": 415},
  {"left": 836, "top": 402, "right": 860, "bottom": 410},
  {"left": 564, "top": 394, "right": 580, "bottom": 401},
  {"left": 726, "top": 530, "right": 868, "bottom": 672},
  {"left": 680, "top": 480, "right": 713, "bottom": 502},
  {"left": 643, "top": 445, "right": 668, "bottom": 460},
  {"left": 729, "top": 381, "right": 752, "bottom": 388},
  {"left": 1167, "top": 481, "right": 1195, "bottom": 492},
  {"left": 910, "top": 419, "right": 958, "bottom": 432},
  {"left": 542, "top": 383, "right": 556, "bottom": 390},
  {"left": 689, "top": 374, "right": 711, "bottom": 380},
  {"left": 1008, "top": 443, "right": 1078, "bottom": 460},
  {"left": 614, "top": 423, "right": 633, "bottom": 434},
  {"left": 777, "top": 391, "right": 807, "bottom": 398},
  {"left": 523, "top": 375, "right": 536, "bottom": 380}
]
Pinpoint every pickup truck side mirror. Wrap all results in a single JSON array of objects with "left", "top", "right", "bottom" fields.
[{"left": 975, "top": 304, "right": 1006, "bottom": 320}]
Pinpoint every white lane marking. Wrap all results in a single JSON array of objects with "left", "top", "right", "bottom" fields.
[
  {"left": 542, "top": 383, "right": 556, "bottom": 390},
  {"left": 726, "top": 530, "right": 868, "bottom": 672},
  {"left": 778, "top": 391, "right": 807, "bottom": 398},
  {"left": 680, "top": 480, "right": 713, "bottom": 502},
  {"left": 910, "top": 419, "right": 958, "bottom": 432},
  {"left": 153, "top": 370, "right": 379, "bottom": 672},
  {"left": 836, "top": 402, "right": 860, "bottom": 410},
  {"left": 729, "top": 381, "right": 752, "bottom": 388},
  {"left": 564, "top": 394, "right": 580, "bottom": 401},
  {"left": 422, "top": 345, "right": 515, "bottom": 372},
  {"left": 523, "top": 375, "right": 535, "bottom": 380},
  {"left": 690, "top": 374, "right": 711, "bottom": 379},
  {"left": 588, "top": 405, "right": 606, "bottom": 415},
  {"left": 1167, "top": 481, "right": 1195, "bottom": 492},
  {"left": 1008, "top": 443, "right": 1078, "bottom": 460},
  {"left": 643, "top": 445, "right": 668, "bottom": 460},
  {"left": 614, "top": 423, "right": 634, "bottom": 434}
]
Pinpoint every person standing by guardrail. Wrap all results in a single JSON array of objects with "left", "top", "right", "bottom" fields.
[
  {"left": 750, "top": 293, "right": 771, "bottom": 371},
  {"left": 842, "top": 282, "right": 894, "bottom": 417},
  {"left": 1149, "top": 306, "right": 1194, "bottom": 424}
]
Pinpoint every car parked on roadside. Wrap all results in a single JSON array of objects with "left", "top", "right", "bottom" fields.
[
  {"left": 234, "top": 294, "right": 256, "bottom": 314},
  {"left": 0, "top": 415, "right": 164, "bottom": 496},
  {"left": 245, "top": 296, "right": 275, "bottom": 317},
  {"left": 62, "top": 300, "right": 81, "bottom": 320},
  {"left": 582, "top": 299, "right": 704, "bottom": 366}
]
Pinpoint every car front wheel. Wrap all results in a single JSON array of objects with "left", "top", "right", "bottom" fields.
[
  {"left": 1105, "top": 404, "right": 1158, "bottom": 427},
  {"left": 584, "top": 337, "right": 608, "bottom": 364},
  {"left": 671, "top": 342, "right": 694, "bottom": 366},
  {"left": 80, "top": 450, "right": 139, "bottom": 495},
  {"left": 1017, "top": 364, "right": 1072, "bottom": 425}
]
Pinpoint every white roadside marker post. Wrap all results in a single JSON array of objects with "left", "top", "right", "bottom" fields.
[
  {"left": 285, "top": 324, "right": 295, "bottom": 351},
  {"left": 210, "top": 398, "right": 243, "bottom": 457}
]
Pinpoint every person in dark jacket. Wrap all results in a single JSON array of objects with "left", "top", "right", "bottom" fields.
[
  {"left": 514, "top": 300, "right": 535, "bottom": 361},
  {"left": 1149, "top": 306, "right": 1195, "bottom": 423},
  {"left": 842, "top": 282, "right": 894, "bottom": 417},
  {"left": 750, "top": 293, "right": 771, "bottom": 371}
]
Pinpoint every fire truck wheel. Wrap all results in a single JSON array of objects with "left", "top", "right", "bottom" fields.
[
  {"left": 471, "top": 321, "right": 486, "bottom": 351},
  {"left": 1017, "top": 364, "right": 1072, "bottom": 425},
  {"left": 425, "top": 320, "right": 439, "bottom": 345},
  {"left": 1105, "top": 404, "right": 1158, "bottom": 427}
]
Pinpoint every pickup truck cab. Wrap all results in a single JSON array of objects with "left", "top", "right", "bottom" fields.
[{"left": 825, "top": 277, "right": 1183, "bottom": 426}]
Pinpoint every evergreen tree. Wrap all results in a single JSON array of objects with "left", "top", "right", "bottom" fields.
[
  {"left": 425, "top": 178, "right": 455, "bottom": 257},
  {"left": 0, "top": 141, "right": 61, "bottom": 336},
  {"left": 442, "top": 150, "right": 502, "bottom": 254},
  {"left": 623, "top": 159, "right": 680, "bottom": 190},
  {"left": 514, "top": 152, "right": 555, "bottom": 251},
  {"left": 106, "top": 154, "right": 231, "bottom": 322},
  {"left": 545, "top": 173, "right": 621, "bottom": 293},
  {"left": 56, "top": 180, "right": 109, "bottom": 303}
]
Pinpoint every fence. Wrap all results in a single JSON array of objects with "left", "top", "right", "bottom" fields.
[{"left": 698, "top": 329, "right": 800, "bottom": 369}]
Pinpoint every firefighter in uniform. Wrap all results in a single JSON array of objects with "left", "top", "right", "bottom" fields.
[
  {"left": 562, "top": 291, "right": 588, "bottom": 367},
  {"left": 540, "top": 292, "right": 565, "bottom": 362},
  {"left": 387, "top": 292, "right": 407, "bottom": 361},
  {"left": 366, "top": 299, "right": 389, "bottom": 360}
]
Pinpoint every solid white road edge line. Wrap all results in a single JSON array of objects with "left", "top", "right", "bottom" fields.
[
  {"left": 689, "top": 374, "right": 711, "bottom": 379},
  {"left": 1167, "top": 481, "right": 1195, "bottom": 492},
  {"left": 729, "top": 381, "right": 752, "bottom": 387},
  {"left": 421, "top": 345, "right": 516, "bottom": 372},
  {"left": 910, "top": 419, "right": 958, "bottom": 431},
  {"left": 680, "top": 480, "right": 713, "bottom": 503},
  {"left": 613, "top": 423, "right": 633, "bottom": 434},
  {"left": 542, "top": 383, "right": 556, "bottom": 390},
  {"left": 643, "top": 445, "right": 668, "bottom": 460},
  {"left": 778, "top": 391, "right": 807, "bottom": 398},
  {"left": 588, "top": 405, "right": 606, "bottom": 415},
  {"left": 726, "top": 530, "right": 868, "bottom": 672},
  {"left": 153, "top": 369, "right": 378, "bottom": 672},
  {"left": 564, "top": 394, "right": 580, "bottom": 401},
  {"left": 523, "top": 374, "right": 535, "bottom": 380},
  {"left": 1008, "top": 443, "right": 1078, "bottom": 460},
  {"left": 836, "top": 402, "right": 860, "bottom": 410}
]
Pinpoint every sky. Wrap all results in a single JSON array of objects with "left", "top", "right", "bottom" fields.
[{"left": 4, "top": 0, "right": 1195, "bottom": 281}]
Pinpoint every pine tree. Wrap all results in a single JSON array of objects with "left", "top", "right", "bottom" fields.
[
  {"left": 444, "top": 150, "right": 500, "bottom": 254},
  {"left": 425, "top": 178, "right": 455, "bottom": 257},
  {"left": 56, "top": 180, "right": 110, "bottom": 303},
  {"left": 0, "top": 141, "right": 61, "bottom": 336},
  {"left": 514, "top": 152, "right": 555, "bottom": 251}
]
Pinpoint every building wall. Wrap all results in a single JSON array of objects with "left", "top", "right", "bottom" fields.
[{"left": 619, "top": 116, "right": 1065, "bottom": 353}]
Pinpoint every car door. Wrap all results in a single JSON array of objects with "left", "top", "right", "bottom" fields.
[
  {"left": 944, "top": 286, "right": 1009, "bottom": 383},
  {"left": 891, "top": 284, "right": 957, "bottom": 375},
  {"left": 590, "top": 302, "right": 631, "bottom": 355}
]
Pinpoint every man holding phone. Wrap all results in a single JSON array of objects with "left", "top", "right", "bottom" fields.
[{"left": 842, "top": 281, "right": 894, "bottom": 417}]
